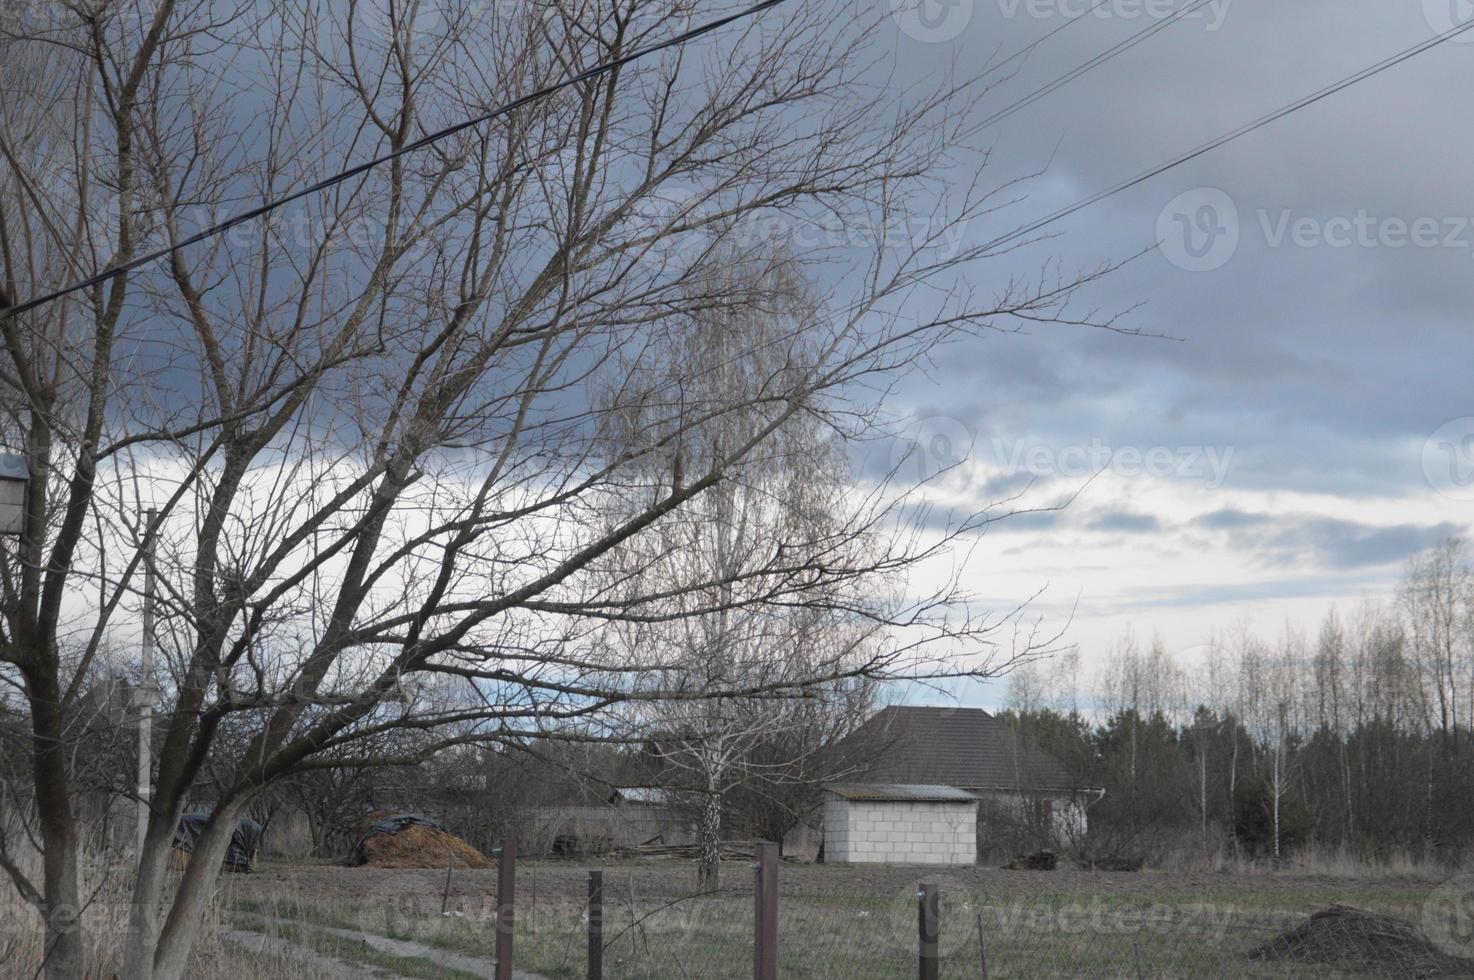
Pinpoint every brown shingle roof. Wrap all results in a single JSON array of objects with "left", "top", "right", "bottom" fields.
[{"left": 843, "top": 706, "right": 1083, "bottom": 793}]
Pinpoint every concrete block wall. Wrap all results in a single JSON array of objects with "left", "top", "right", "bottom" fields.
[{"left": 824, "top": 797, "right": 976, "bottom": 865}]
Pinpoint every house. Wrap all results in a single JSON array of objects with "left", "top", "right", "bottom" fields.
[{"left": 822, "top": 705, "right": 1095, "bottom": 864}]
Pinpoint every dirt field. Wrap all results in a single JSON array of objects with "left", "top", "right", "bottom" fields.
[{"left": 209, "top": 858, "right": 1464, "bottom": 979}]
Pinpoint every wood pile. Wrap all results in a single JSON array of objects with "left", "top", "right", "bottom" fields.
[{"left": 613, "top": 840, "right": 756, "bottom": 861}]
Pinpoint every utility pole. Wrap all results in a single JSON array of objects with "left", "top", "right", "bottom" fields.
[{"left": 136, "top": 507, "right": 158, "bottom": 856}]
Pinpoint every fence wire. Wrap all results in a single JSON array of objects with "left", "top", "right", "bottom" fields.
[
  {"left": 511, "top": 870, "right": 1460, "bottom": 979},
  {"left": 513, "top": 874, "right": 753, "bottom": 979},
  {"left": 600, "top": 888, "right": 751, "bottom": 979}
]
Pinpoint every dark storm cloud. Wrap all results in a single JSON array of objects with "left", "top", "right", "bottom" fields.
[
  {"left": 1190, "top": 510, "right": 1466, "bottom": 568},
  {"left": 871, "top": 0, "right": 1473, "bottom": 517}
]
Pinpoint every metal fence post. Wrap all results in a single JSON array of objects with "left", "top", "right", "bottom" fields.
[
  {"left": 587, "top": 869, "right": 604, "bottom": 980},
  {"left": 495, "top": 837, "right": 517, "bottom": 980},
  {"left": 753, "top": 841, "right": 778, "bottom": 980},
  {"left": 919, "top": 882, "right": 939, "bottom": 980}
]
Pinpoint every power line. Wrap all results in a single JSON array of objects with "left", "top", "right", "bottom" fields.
[
  {"left": 0, "top": 0, "right": 791, "bottom": 320},
  {"left": 974, "top": 0, "right": 1119, "bottom": 84},
  {"left": 985, "top": 18, "right": 1474, "bottom": 253},
  {"left": 967, "top": 0, "right": 1220, "bottom": 135}
]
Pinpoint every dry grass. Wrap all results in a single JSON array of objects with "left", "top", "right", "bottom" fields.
[
  {"left": 4, "top": 845, "right": 1467, "bottom": 978},
  {"left": 0, "top": 848, "right": 382, "bottom": 979},
  {"left": 1152, "top": 841, "right": 1454, "bottom": 881}
]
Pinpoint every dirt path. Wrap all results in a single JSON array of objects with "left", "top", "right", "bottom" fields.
[
  {"left": 219, "top": 927, "right": 399, "bottom": 978},
  {"left": 314, "top": 923, "right": 546, "bottom": 979},
  {"left": 225, "top": 918, "right": 550, "bottom": 980}
]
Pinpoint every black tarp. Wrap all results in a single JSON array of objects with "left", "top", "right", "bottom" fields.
[
  {"left": 345, "top": 812, "right": 443, "bottom": 867},
  {"left": 171, "top": 812, "right": 264, "bottom": 872}
]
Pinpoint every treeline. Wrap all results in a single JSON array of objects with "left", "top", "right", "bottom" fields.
[{"left": 1001, "top": 538, "right": 1474, "bottom": 867}]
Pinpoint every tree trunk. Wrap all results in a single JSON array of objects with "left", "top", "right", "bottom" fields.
[
  {"left": 1198, "top": 740, "right": 1209, "bottom": 855},
  {"left": 120, "top": 791, "right": 191, "bottom": 980},
  {"left": 1271, "top": 759, "right": 1282, "bottom": 861},
  {"left": 697, "top": 792, "right": 722, "bottom": 891},
  {"left": 1228, "top": 729, "right": 1240, "bottom": 858},
  {"left": 147, "top": 801, "right": 245, "bottom": 980},
  {"left": 29, "top": 671, "right": 84, "bottom": 980}
]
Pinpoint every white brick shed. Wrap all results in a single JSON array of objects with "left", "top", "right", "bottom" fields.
[{"left": 823, "top": 784, "right": 977, "bottom": 865}]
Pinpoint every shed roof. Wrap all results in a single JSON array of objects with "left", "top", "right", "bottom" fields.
[
  {"left": 841, "top": 706, "right": 1084, "bottom": 793},
  {"left": 827, "top": 783, "right": 977, "bottom": 803}
]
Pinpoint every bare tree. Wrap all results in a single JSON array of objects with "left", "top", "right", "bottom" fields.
[
  {"left": 1401, "top": 539, "right": 1473, "bottom": 859},
  {"left": 0, "top": 2, "right": 1120, "bottom": 977},
  {"left": 591, "top": 255, "right": 893, "bottom": 887}
]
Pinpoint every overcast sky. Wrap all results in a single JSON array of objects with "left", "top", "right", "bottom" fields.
[
  {"left": 27, "top": 0, "right": 1468, "bottom": 704},
  {"left": 835, "top": 0, "right": 1474, "bottom": 701}
]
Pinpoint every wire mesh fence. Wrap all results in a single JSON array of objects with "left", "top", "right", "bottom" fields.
[
  {"left": 515, "top": 880, "right": 1296, "bottom": 978},
  {"left": 600, "top": 887, "right": 752, "bottom": 979},
  {"left": 496, "top": 845, "right": 1465, "bottom": 979},
  {"left": 511, "top": 869, "right": 754, "bottom": 979}
]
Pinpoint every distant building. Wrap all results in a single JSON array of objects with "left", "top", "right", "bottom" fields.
[
  {"left": 522, "top": 784, "right": 696, "bottom": 857},
  {"left": 491, "top": 748, "right": 698, "bottom": 857},
  {"left": 823, "top": 705, "right": 1096, "bottom": 864}
]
